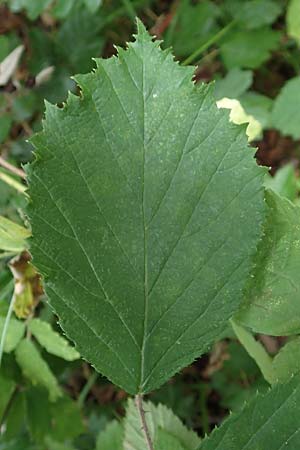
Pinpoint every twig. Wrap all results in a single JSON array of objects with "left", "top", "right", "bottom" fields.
[
  {"left": 0, "top": 156, "right": 25, "bottom": 179},
  {"left": 135, "top": 394, "right": 154, "bottom": 450},
  {"left": 77, "top": 370, "right": 99, "bottom": 408}
]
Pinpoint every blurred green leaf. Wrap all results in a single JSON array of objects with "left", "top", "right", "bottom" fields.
[
  {"left": 271, "top": 76, "right": 300, "bottom": 139},
  {"left": 15, "top": 339, "right": 61, "bottom": 401},
  {"left": 96, "top": 421, "right": 123, "bottom": 450},
  {"left": 0, "top": 116, "right": 12, "bottom": 144},
  {"left": 220, "top": 28, "right": 280, "bottom": 68},
  {"left": 287, "top": 0, "right": 300, "bottom": 45},
  {"left": 28, "top": 318, "right": 80, "bottom": 361},
  {"left": 264, "top": 163, "right": 299, "bottom": 202},
  {"left": 169, "top": 0, "right": 220, "bottom": 57},
  {"left": 228, "top": 0, "right": 281, "bottom": 29},
  {"left": 0, "top": 373, "right": 16, "bottom": 420},
  {"left": 272, "top": 337, "right": 300, "bottom": 383},
  {"left": 0, "top": 216, "right": 30, "bottom": 253},
  {"left": 25, "top": 387, "right": 51, "bottom": 443},
  {"left": 0, "top": 317, "right": 25, "bottom": 353},
  {"left": 214, "top": 68, "right": 253, "bottom": 100}
]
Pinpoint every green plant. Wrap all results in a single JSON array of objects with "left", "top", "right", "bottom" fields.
[{"left": 22, "top": 21, "right": 300, "bottom": 449}]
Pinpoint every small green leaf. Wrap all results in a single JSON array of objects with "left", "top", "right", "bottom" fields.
[
  {"left": 264, "top": 163, "right": 298, "bottom": 202},
  {"left": 231, "top": 320, "right": 275, "bottom": 384},
  {"left": 124, "top": 400, "right": 200, "bottom": 450},
  {"left": 236, "top": 190, "right": 300, "bottom": 335},
  {"left": 220, "top": 28, "right": 280, "bottom": 69},
  {"left": 0, "top": 216, "right": 30, "bottom": 253},
  {"left": 28, "top": 21, "right": 265, "bottom": 395},
  {"left": 272, "top": 337, "right": 300, "bottom": 384},
  {"left": 49, "top": 396, "right": 84, "bottom": 441},
  {"left": 15, "top": 339, "right": 61, "bottom": 401},
  {"left": 96, "top": 421, "right": 123, "bottom": 450},
  {"left": 271, "top": 77, "right": 300, "bottom": 139},
  {"left": 169, "top": 0, "right": 220, "bottom": 57},
  {"left": 25, "top": 387, "right": 51, "bottom": 443},
  {"left": 0, "top": 115, "right": 12, "bottom": 144},
  {"left": 230, "top": 0, "right": 281, "bottom": 29},
  {"left": 287, "top": 0, "right": 300, "bottom": 45},
  {"left": 214, "top": 68, "right": 253, "bottom": 101},
  {"left": 0, "top": 373, "right": 16, "bottom": 420},
  {"left": 0, "top": 316, "right": 25, "bottom": 352},
  {"left": 28, "top": 318, "right": 80, "bottom": 361}
]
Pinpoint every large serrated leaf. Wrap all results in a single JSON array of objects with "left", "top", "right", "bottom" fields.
[
  {"left": 27, "top": 21, "right": 265, "bottom": 394},
  {"left": 199, "top": 375, "right": 300, "bottom": 450}
]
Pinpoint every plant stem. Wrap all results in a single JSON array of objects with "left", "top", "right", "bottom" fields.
[
  {"left": 77, "top": 370, "right": 98, "bottom": 408},
  {"left": 0, "top": 156, "right": 25, "bottom": 179},
  {"left": 0, "top": 294, "right": 16, "bottom": 369},
  {"left": 182, "top": 20, "right": 236, "bottom": 66},
  {"left": 0, "top": 170, "right": 27, "bottom": 196},
  {"left": 135, "top": 394, "right": 154, "bottom": 450}
]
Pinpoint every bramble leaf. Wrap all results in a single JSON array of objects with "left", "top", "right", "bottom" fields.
[
  {"left": 124, "top": 400, "right": 200, "bottom": 450},
  {"left": 27, "top": 21, "right": 265, "bottom": 394},
  {"left": 96, "top": 421, "right": 123, "bottom": 450},
  {"left": 199, "top": 375, "right": 300, "bottom": 450}
]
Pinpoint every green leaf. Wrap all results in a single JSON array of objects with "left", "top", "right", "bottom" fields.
[
  {"left": 287, "top": 0, "right": 300, "bottom": 45},
  {"left": 229, "top": 0, "right": 281, "bottom": 29},
  {"left": 169, "top": 0, "right": 221, "bottom": 57},
  {"left": 124, "top": 399, "right": 200, "bottom": 450},
  {"left": 214, "top": 68, "right": 253, "bottom": 101},
  {"left": 55, "top": 6, "right": 104, "bottom": 73},
  {"left": 0, "top": 115, "right": 12, "bottom": 144},
  {"left": 0, "top": 216, "right": 30, "bottom": 253},
  {"left": 25, "top": 387, "right": 51, "bottom": 443},
  {"left": 236, "top": 190, "right": 300, "bottom": 335},
  {"left": 19, "top": 0, "right": 52, "bottom": 20},
  {"left": 48, "top": 396, "right": 84, "bottom": 441},
  {"left": 272, "top": 337, "right": 300, "bottom": 384},
  {"left": 15, "top": 339, "right": 61, "bottom": 401},
  {"left": 271, "top": 77, "right": 300, "bottom": 139},
  {"left": 84, "top": 0, "right": 102, "bottom": 13},
  {"left": 0, "top": 317, "right": 25, "bottom": 352},
  {"left": 28, "top": 318, "right": 80, "bottom": 361},
  {"left": 199, "top": 375, "right": 300, "bottom": 450},
  {"left": 154, "top": 429, "right": 186, "bottom": 450},
  {"left": 231, "top": 320, "right": 275, "bottom": 384},
  {"left": 0, "top": 373, "right": 16, "bottom": 420},
  {"left": 264, "top": 163, "right": 298, "bottom": 202},
  {"left": 220, "top": 28, "right": 280, "bottom": 69},
  {"left": 96, "top": 421, "right": 123, "bottom": 450},
  {"left": 27, "top": 21, "right": 265, "bottom": 395}
]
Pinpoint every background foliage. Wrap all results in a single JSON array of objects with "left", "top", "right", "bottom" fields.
[{"left": 1, "top": 0, "right": 300, "bottom": 449}]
